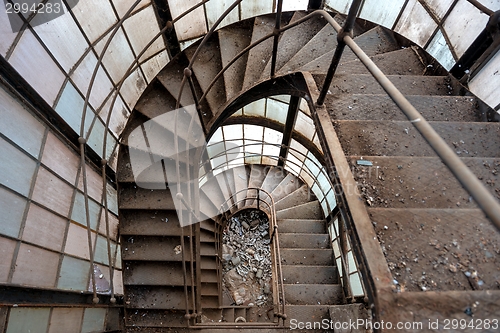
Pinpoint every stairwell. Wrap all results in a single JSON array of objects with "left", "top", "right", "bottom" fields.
[{"left": 117, "top": 8, "right": 499, "bottom": 333}]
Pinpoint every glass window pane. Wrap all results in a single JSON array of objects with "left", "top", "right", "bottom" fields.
[
  {"left": 317, "top": 170, "right": 331, "bottom": 193},
  {"left": 270, "top": 95, "right": 290, "bottom": 104},
  {"left": 205, "top": 0, "right": 240, "bottom": 30},
  {"left": 266, "top": 98, "right": 287, "bottom": 124},
  {"left": 294, "top": 111, "right": 315, "bottom": 140},
  {"left": 326, "top": 189, "right": 337, "bottom": 210},
  {"left": 168, "top": 0, "right": 207, "bottom": 41},
  {"left": 95, "top": 28, "right": 136, "bottom": 84},
  {"left": 223, "top": 124, "right": 243, "bottom": 141},
  {"left": 72, "top": 0, "right": 117, "bottom": 43},
  {"left": 0, "top": 137, "right": 37, "bottom": 197},
  {"left": 141, "top": 50, "right": 170, "bottom": 83},
  {"left": 359, "top": 0, "right": 406, "bottom": 28},
  {"left": 241, "top": 0, "right": 273, "bottom": 20},
  {"left": 299, "top": 98, "right": 311, "bottom": 115},
  {"left": 426, "top": 29, "right": 455, "bottom": 71},
  {"left": 350, "top": 272, "right": 365, "bottom": 296},
  {"left": 243, "top": 99, "right": 265, "bottom": 117},
  {"left": 263, "top": 127, "right": 282, "bottom": 145},
  {"left": 0, "top": 187, "right": 26, "bottom": 238},
  {"left": 244, "top": 124, "right": 264, "bottom": 141}
]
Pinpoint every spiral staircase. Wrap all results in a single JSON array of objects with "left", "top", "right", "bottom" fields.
[{"left": 117, "top": 8, "right": 500, "bottom": 333}]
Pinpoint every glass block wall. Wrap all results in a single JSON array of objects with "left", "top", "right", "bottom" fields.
[{"left": 0, "top": 81, "right": 122, "bottom": 329}]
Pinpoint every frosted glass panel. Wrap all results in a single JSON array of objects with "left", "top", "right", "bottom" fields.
[
  {"left": 350, "top": 272, "right": 364, "bottom": 296},
  {"left": 243, "top": 99, "right": 266, "bottom": 117},
  {"left": 266, "top": 98, "right": 287, "bottom": 124},
  {"left": 281, "top": 0, "right": 308, "bottom": 11},
  {"left": 0, "top": 187, "right": 27, "bottom": 238},
  {"left": 210, "top": 127, "right": 223, "bottom": 143},
  {"left": 100, "top": 94, "right": 130, "bottom": 138},
  {"left": 55, "top": 81, "right": 94, "bottom": 135},
  {"left": 95, "top": 28, "right": 136, "bottom": 84},
  {"left": 469, "top": 50, "right": 500, "bottom": 109},
  {"left": 168, "top": 0, "right": 207, "bottom": 41},
  {"left": 8, "top": 30, "right": 66, "bottom": 105},
  {"left": 241, "top": 0, "right": 274, "bottom": 20},
  {"left": 263, "top": 127, "right": 283, "bottom": 145},
  {"left": 325, "top": 0, "right": 351, "bottom": 14},
  {"left": 0, "top": 86, "right": 45, "bottom": 158},
  {"left": 443, "top": 0, "right": 489, "bottom": 58},
  {"left": 243, "top": 124, "right": 264, "bottom": 141},
  {"left": 112, "top": 0, "right": 151, "bottom": 18},
  {"left": 71, "top": 0, "right": 118, "bottom": 43},
  {"left": 120, "top": 68, "right": 147, "bottom": 109},
  {"left": 394, "top": 0, "right": 437, "bottom": 47},
  {"left": 359, "top": 0, "right": 407, "bottom": 28},
  {"left": 31, "top": 9, "right": 89, "bottom": 72},
  {"left": 123, "top": 5, "right": 165, "bottom": 62},
  {"left": 317, "top": 170, "right": 331, "bottom": 193},
  {"left": 294, "top": 111, "right": 315, "bottom": 140},
  {"left": 0, "top": 137, "right": 37, "bottom": 197},
  {"left": 141, "top": 51, "right": 170, "bottom": 83},
  {"left": 71, "top": 52, "right": 114, "bottom": 110},
  {"left": 223, "top": 124, "right": 243, "bottom": 141},
  {"left": 0, "top": 8, "right": 21, "bottom": 56},
  {"left": 87, "top": 118, "right": 106, "bottom": 156},
  {"left": 290, "top": 139, "right": 307, "bottom": 162},
  {"left": 422, "top": 0, "right": 454, "bottom": 19},
  {"left": 205, "top": 0, "right": 240, "bottom": 30},
  {"left": 426, "top": 29, "right": 455, "bottom": 71}
]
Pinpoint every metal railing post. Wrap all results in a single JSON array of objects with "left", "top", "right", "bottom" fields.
[
  {"left": 270, "top": 0, "right": 284, "bottom": 78},
  {"left": 317, "top": 0, "right": 363, "bottom": 105}
]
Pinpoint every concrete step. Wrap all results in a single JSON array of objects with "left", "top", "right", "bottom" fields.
[
  {"left": 284, "top": 304, "right": 331, "bottom": 323},
  {"left": 279, "top": 233, "right": 330, "bottom": 249},
  {"left": 349, "top": 156, "right": 500, "bottom": 209},
  {"left": 134, "top": 80, "right": 178, "bottom": 120},
  {"left": 279, "top": 23, "right": 337, "bottom": 74},
  {"left": 126, "top": 285, "right": 189, "bottom": 309},
  {"left": 185, "top": 35, "right": 225, "bottom": 115},
  {"left": 335, "top": 120, "right": 500, "bottom": 158},
  {"left": 322, "top": 74, "right": 458, "bottom": 96},
  {"left": 119, "top": 184, "right": 175, "bottom": 210},
  {"left": 122, "top": 236, "right": 188, "bottom": 261},
  {"left": 326, "top": 94, "right": 480, "bottom": 122},
  {"left": 260, "top": 166, "right": 287, "bottom": 198},
  {"left": 242, "top": 15, "right": 275, "bottom": 89},
  {"left": 262, "top": 11, "right": 326, "bottom": 77},
  {"left": 120, "top": 210, "right": 182, "bottom": 236},
  {"left": 125, "top": 309, "right": 187, "bottom": 328},
  {"left": 157, "top": 54, "right": 196, "bottom": 107},
  {"left": 281, "top": 249, "right": 334, "bottom": 266},
  {"left": 278, "top": 219, "right": 326, "bottom": 234},
  {"left": 218, "top": 21, "right": 253, "bottom": 100},
  {"left": 342, "top": 25, "right": 399, "bottom": 62},
  {"left": 270, "top": 173, "right": 303, "bottom": 203},
  {"left": 275, "top": 185, "right": 313, "bottom": 211},
  {"left": 284, "top": 284, "right": 343, "bottom": 305},
  {"left": 276, "top": 200, "right": 323, "bottom": 220},
  {"left": 123, "top": 261, "right": 190, "bottom": 286},
  {"left": 302, "top": 47, "right": 425, "bottom": 75},
  {"left": 282, "top": 265, "right": 338, "bottom": 284}
]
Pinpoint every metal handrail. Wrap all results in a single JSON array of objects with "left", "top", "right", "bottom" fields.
[{"left": 216, "top": 186, "right": 287, "bottom": 325}]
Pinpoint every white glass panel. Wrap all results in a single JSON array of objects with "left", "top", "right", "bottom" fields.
[
  {"left": 294, "top": 111, "right": 315, "bottom": 140},
  {"left": 205, "top": 0, "right": 240, "bottom": 30},
  {"left": 422, "top": 0, "right": 454, "bottom": 19},
  {"left": 270, "top": 95, "right": 290, "bottom": 104},
  {"left": 123, "top": 5, "right": 165, "bottom": 62},
  {"left": 168, "top": 0, "right": 207, "bottom": 41},
  {"left": 71, "top": 51, "right": 114, "bottom": 110},
  {"left": 207, "top": 141, "right": 225, "bottom": 159},
  {"left": 261, "top": 156, "right": 278, "bottom": 166},
  {"left": 350, "top": 273, "right": 364, "bottom": 296},
  {"left": 426, "top": 29, "right": 455, "bottom": 71},
  {"left": 331, "top": 239, "right": 339, "bottom": 258},
  {"left": 290, "top": 139, "right": 307, "bottom": 162},
  {"left": 326, "top": 189, "right": 337, "bottom": 210},
  {"left": 359, "top": 0, "right": 407, "bottom": 28},
  {"left": 263, "top": 127, "right": 283, "bottom": 145},
  {"left": 266, "top": 98, "right": 287, "bottom": 124},
  {"left": 324, "top": 0, "right": 351, "bottom": 14},
  {"left": 348, "top": 251, "right": 357, "bottom": 274},
  {"left": 443, "top": 0, "right": 489, "bottom": 58},
  {"left": 141, "top": 50, "right": 170, "bottom": 83},
  {"left": 311, "top": 182, "right": 323, "bottom": 201},
  {"left": 304, "top": 153, "right": 320, "bottom": 177},
  {"left": 317, "top": 170, "right": 331, "bottom": 193},
  {"left": 281, "top": 0, "right": 308, "bottom": 11},
  {"left": 241, "top": 0, "right": 273, "bottom": 20},
  {"left": 245, "top": 155, "right": 262, "bottom": 165},
  {"left": 244, "top": 140, "right": 263, "bottom": 156},
  {"left": 180, "top": 37, "right": 202, "bottom": 50},
  {"left": 262, "top": 143, "right": 279, "bottom": 159},
  {"left": 8, "top": 30, "right": 65, "bottom": 105},
  {"left": 0, "top": 7, "right": 21, "bottom": 57},
  {"left": 120, "top": 68, "right": 147, "bottom": 109},
  {"left": 299, "top": 98, "right": 310, "bottom": 115},
  {"left": 99, "top": 94, "right": 130, "bottom": 138},
  {"left": 223, "top": 124, "right": 243, "bottom": 141},
  {"left": 394, "top": 0, "right": 438, "bottom": 47},
  {"left": 300, "top": 168, "right": 314, "bottom": 187},
  {"left": 243, "top": 124, "right": 264, "bottom": 142},
  {"left": 32, "top": 8, "right": 89, "bottom": 72},
  {"left": 284, "top": 153, "right": 301, "bottom": 176},
  {"left": 211, "top": 155, "right": 227, "bottom": 170},
  {"left": 55, "top": 81, "right": 93, "bottom": 134},
  {"left": 209, "top": 127, "right": 223, "bottom": 144},
  {"left": 469, "top": 50, "right": 500, "bottom": 109},
  {"left": 336, "top": 257, "right": 343, "bottom": 276},
  {"left": 87, "top": 118, "right": 106, "bottom": 157},
  {"left": 72, "top": 0, "right": 118, "bottom": 43},
  {"left": 95, "top": 28, "right": 136, "bottom": 84},
  {"left": 232, "top": 109, "right": 243, "bottom": 116},
  {"left": 0, "top": 138, "right": 37, "bottom": 197},
  {"left": 243, "top": 99, "right": 266, "bottom": 117},
  {"left": 112, "top": 0, "right": 150, "bottom": 18},
  {"left": 477, "top": 0, "right": 500, "bottom": 11},
  {"left": 320, "top": 199, "right": 329, "bottom": 216}
]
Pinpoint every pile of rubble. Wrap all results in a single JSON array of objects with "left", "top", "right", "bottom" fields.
[{"left": 221, "top": 209, "right": 273, "bottom": 306}]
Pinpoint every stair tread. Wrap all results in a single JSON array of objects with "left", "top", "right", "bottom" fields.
[
  {"left": 260, "top": 166, "right": 287, "bottom": 196},
  {"left": 326, "top": 94, "right": 479, "bottom": 122},
  {"left": 218, "top": 22, "right": 252, "bottom": 100},
  {"left": 125, "top": 309, "right": 187, "bottom": 328},
  {"left": 322, "top": 74, "right": 458, "bottom": 96},
  {"left": 270, "top": 173, "right": 303, "bottom": 203},
  {"left": 122, "top": 236, "right": 189, "bottom": 261},
  {"left": 185, "top": 36, "right": 225, "bottom": 115},
  {"left": 232, "top": 165, "right": 249, "bottom": 209},
  {"left": 335, "top": 120, "right": 500, "bottom": 158},
  {"left": 134, "top": 81, "right": 178, "bottom": 120},
  {"left": 119, "top": 185, "right": 176, "bottom": 210},
  {"left": 282, "top": 265, "right": 338, "bottom": 284},
  {"left": 157, "top": 55, "right": 196, "bottom": 107},
  {"left": 262, "top": 11, "right": 326, "bottom": 77},
  {"left": 201, "top": 282, "right": 219, "bottom": 296},
  {"left": 279, "top": 233, "right": 330, "bottom": 249},
  {"left": 342, "top": 25, "right": 399, "bottom": 61},
  {"left": 284, "top": 284, "right": 343, "bottom": 305},
  {"left": 281, "top": 249, "right": 334, "bottom": 265},
  {"left": 243, "top": 16, "right": 275, "bottom": 89},
  {"left": 348, "top": 155, "right": 500, "bottom": 209},
  {"left": 125, "top": 285, "right": 188, "bottom": 309},
  {"left": 120, "top": 210, "right": 182, "bottom": 236},
  {"left": 279, "top": 23, "right": 338, "bottom": 74},
  {"left": 284, "top": 304, "right": 331, "bottom": 322},
  {"left": 275, "top": 185, "right": 313, "bottom": 211},
  {"left": 277, "top": 200, "right": 323, "bottom": 220},
  {"left": 246, "top": 164, "right": 269, "bottom": 206},
  {"left": 278, "top": 219, "right": 326, "bottom": 234},
  {"left": 123, "top": 261, "right": 190, "bottom": 286}
]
